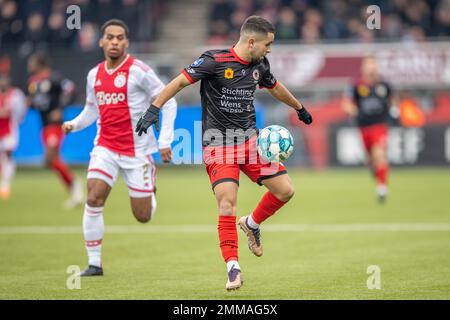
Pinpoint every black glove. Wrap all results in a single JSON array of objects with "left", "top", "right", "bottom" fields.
[
  {"left": 135, "top": 104, "right": 160, "bottom": 136},
  {"left": 297, "top": 106, "right": 313, "bottom": 125}
]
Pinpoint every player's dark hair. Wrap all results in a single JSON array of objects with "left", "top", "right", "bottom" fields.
[
  {"left": 101, "top": 19, "right": 129, "bottom": 38},
  {"left": 240, "top": 16, "right": 275, "bottom": 36},
  {"left": 29, "top": 52, "right": 50, "bottom": 68}
]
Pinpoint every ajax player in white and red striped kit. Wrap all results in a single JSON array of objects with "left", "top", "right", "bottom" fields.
[
  {"left": 0, "top": 72, "right": 27, "bottom": 200},
  {"left": 62, "top": 20, "right": 177, "bottom": 276}
]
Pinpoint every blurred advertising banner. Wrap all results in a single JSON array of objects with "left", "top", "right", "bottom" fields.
[
  {"left": 329, "top": 124, "right": 450, "bottom": 166},
  {"left": 14, "top": 105, "right": 265, "bottom": 166},
  {"left": 270, "top": 42, "right": 450, "bottom": 89}
]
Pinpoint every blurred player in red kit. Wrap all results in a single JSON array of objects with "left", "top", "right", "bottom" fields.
[
  {"left": 27, "top": 52, "right": 83, "bottom": 208},
  {"left": 342, "top": 56, "right": 396, "bottom": 202},
  {"left": 136, "top": 16, "right": 312, "bottom": 290},
  {"left": 0, "top": 63, "right": 27, "bottom": 200},
  {"left": 63, "top": 19, "right": 177, "bottom": 276}
]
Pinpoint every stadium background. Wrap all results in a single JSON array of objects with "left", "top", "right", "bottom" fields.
[{"left": 1, "top": 0, "right": 450, "bottom": 300}]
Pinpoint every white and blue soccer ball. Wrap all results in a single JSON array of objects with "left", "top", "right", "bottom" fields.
[{"left": 257, "top": 125, "right": 294, "bottom": 162}]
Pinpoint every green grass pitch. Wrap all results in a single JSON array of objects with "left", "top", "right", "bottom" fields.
[{"left": 0, "top": 167, "right": 449, "bottom": 299}]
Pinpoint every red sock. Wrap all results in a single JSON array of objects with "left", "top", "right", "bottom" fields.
[
  {"left": 251, "top": 192, "right": 288, "bottom": 225},
  {"left": 375, "top": 164, "right": 389, "bottom": 185},
  {"left": 51, "top": 158, "right": 74, "bottom": 189},
  {"left": 218, "top": 215, "right": 238, "bottom": 263}
]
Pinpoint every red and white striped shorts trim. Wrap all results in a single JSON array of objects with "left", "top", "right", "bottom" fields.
[{"left": 85, "top": 239, "right": 103, "bottom": 247}]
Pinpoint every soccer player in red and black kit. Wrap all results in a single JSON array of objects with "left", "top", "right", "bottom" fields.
[
  {"left": 136, "top": 16, "right": 313, "bottom": 290},
  {"left": 342, "top": 56, "right": 394, "bottom": 202},
  {"left": 27, "top": 53, "right": 83, "bottom": 208}
]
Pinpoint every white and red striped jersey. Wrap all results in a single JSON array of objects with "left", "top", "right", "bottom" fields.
[
  {"left": 67, "top": 54, "right": 177, "bottom": 157},
  {"left": 0, "top": 87, "right": 27, "bottom": 138}
]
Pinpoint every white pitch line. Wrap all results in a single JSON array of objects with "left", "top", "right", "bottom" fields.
[{"left": 0, "top": 224, "right": 450, "bottom": 234}]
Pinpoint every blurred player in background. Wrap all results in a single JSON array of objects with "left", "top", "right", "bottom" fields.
[
  {"left": 62, "top": 19, "right": 177, "bottom": 276},
  {"left": 342, "top": 56, "right": 395, "bottom": 202},
  {"left": 27, "top": 52, "right": 83, "bottom": 208},
  {"left": 136, "top": 16, "right": 312, "bottom": 290},
  {"left": 0, "top": 70, "right": 27, "bottom": 200}
]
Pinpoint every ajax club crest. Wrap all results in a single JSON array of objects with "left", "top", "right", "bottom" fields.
[{"left": 114, "top": 72, "right": 127, "bottom": 88}]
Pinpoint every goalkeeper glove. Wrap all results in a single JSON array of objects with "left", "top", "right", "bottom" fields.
[
  {"left": 297, "top": 106, "right": 313, "bottom": 125},
  {"left": 135, "top": 104, "right": 160, "bottom": 136}
]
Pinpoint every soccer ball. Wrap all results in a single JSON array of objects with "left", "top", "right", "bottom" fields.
[{"left": 257, "top": 125, "right": 294, "bottom": 162}]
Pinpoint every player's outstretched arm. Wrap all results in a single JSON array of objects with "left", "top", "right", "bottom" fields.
[
  {"left": 341, "top": 84, "right": 358, "bottom": 117},
  {"left": 158, "top": 97, "right": 177, "bottom": 163},
  {"left": 136, "top": 73, "right": 191, "bottom": 136},
  {"left": 63, "top": 70, "right": 99, "bottom": 134},
  {"left": 11, "top": 90, "right": 28, "bottom": 124},
  {"left": 341, "top": 96, "right": 358, "bottom": 117},
  {"left": 388, "top": 93, "right": 401, "bottom": 121},
  {"left": 267, "top": 81, "right": 313, "bottom": 125},
  {"left": 62, "top": 101, "right": 99, "bottom": 134},
  {"left": 153, "top": 74, "right": 191, "bottom": 108}
]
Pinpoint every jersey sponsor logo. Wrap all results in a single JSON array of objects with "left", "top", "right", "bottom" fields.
[
  {"left": 357, "top": 85, "right": 370, "bottom": 97},
  {"left": 114, "top": 72, "right": 127, "bottom": 88},
  {"left": 95, "top": 91, "right": 126, "bottom": 106},
  {"left": 191, "top": 58, "right": 204, "bottom": 68},
  {"left": 224, "top": 68, "right": 234, "bottom": 79},
  {"left": 361, "top": 97, "right": 384, "bottom": 115},
  {"left": 186, "top": 67, "right": 196, "bottom": 74}
]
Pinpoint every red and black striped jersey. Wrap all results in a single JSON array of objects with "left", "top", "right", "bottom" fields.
[
  {"left": 182, "top": 47, "right": 278, "bottom": 146},
  {"left": 346, "top": 79, "right": 392, "bottom": 127},
  {"left": 27, "top": 69, "right": 75, "bottom": 127}
]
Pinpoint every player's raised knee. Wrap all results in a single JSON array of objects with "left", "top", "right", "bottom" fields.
[
  {"left": 136, "top": 215, "right": 151, "bottom": 223},
  {"left": 87, "top": 193, "right": 106, "bottom": 208},
  {"left": 218, "top": 199, "right": 235, "bottom": 216},
  {"left": 274, "top": 186, "right": 295, "bottom": 202},
  {"left": 45, "top": 156, "right": 55, "bottom": 168},
  {"left": 44, "top": 150, "right": 59, "bottom": 167},
  {"left": 286, "top": 187, "right": 295, "bottom": 201},
  {"left": 133, "top": 207, "right": 152, "bottom": 223}
]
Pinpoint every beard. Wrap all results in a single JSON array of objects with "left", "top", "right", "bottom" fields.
[{"left": 251, "top": 55, "right": 264, "bottom": 63}]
